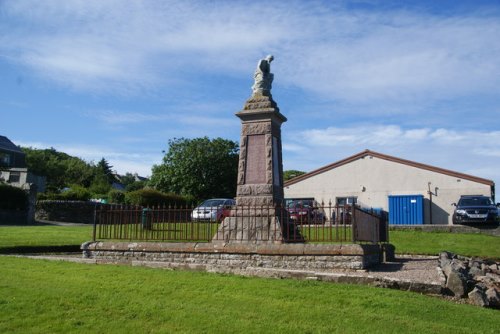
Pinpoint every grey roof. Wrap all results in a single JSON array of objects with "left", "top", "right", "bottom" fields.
[{"left": 0, "top": 135, "right": 24, "bottom": 154}]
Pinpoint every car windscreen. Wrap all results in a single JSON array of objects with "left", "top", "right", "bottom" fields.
[
  {"left": 288, "top": 200, "right": 313, "bottom": 208},
  {"left": 199, "top": 199, "right": 225, "bottom": 207},
  {"left": 458, "top": 197, "right": 493, "bottom": 206}
]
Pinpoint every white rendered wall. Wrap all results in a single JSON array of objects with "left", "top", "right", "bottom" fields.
[{"left": 284, "top": 155, "right": 491, "bottom": 225}]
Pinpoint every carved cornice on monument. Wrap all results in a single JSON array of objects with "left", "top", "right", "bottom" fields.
[{"left": 236, "top": 94, "right": 287, "bottom": 124}]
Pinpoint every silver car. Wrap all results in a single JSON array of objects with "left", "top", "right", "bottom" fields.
[{"left": 191, "top": 198, "right": 235, "bottom": 222}]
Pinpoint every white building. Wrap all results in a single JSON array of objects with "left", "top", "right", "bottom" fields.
[{"left": 284, "top": 150, "right": 494, "bottom": 225}]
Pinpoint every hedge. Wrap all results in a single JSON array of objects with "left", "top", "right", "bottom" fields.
[
  {"left": 0, "top": 183, "right": 28, "bottom": 210},
  {"left": 125, "top": 189, "right": 190, "bottom": 207}
]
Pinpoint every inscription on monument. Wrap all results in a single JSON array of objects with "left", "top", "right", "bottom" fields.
[
  {"left": 272, "top": 136, "right": 280, "bottom": 186},
  {"left": 245, "top": 134, "right": 266, "bottom": 184}
]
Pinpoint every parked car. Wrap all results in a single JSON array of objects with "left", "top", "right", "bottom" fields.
[
  {"left": 331, "top": 205, "right": 352, "bottom": 225},
  {"left": 452, "top": 195, "right": 499, "bottom": 225},
  {"left": 286, "top": 199, "right": 326, "bottom": 224},
  {"left": 191, "top": 198, "right": 235, "bottom": 222}
]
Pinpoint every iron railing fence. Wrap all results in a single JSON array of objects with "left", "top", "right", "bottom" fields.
[{"left": 93, "top": 203, "right": 388, "bottom": 244}]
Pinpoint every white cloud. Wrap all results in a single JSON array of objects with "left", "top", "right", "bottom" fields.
[
  {"left": 3, "top": 1, "right": 500, "bottom": 196},
  {"left": 284, "top": 124, "right": 500, "bottom": 198},
  {"left": 298, "top": 125, "right": 500, "bottom": 150},
  {"left": 87, "top": 110, "right": 172, "bottom": 125},
  {"left": 2, "top": 1, "right": 498, "bottom": 105}
]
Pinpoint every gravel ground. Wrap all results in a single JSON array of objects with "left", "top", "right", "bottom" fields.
[{"left": 364, "top": 255, "right": 442, "bottom": 284}]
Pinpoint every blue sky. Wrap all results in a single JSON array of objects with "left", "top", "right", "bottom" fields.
[{"left": 1, "top": 0, "right": 499, "bottom": 196}]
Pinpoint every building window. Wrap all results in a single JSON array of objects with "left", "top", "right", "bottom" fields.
[
  {"left": 0, "top": 153, "right": 10, "bottom": 167},
  {"left": 9, "top": 172, "right": 20, "bottom": 183},
  {"left": 336, "top": 197, "right": 357, "bottom": 206}
]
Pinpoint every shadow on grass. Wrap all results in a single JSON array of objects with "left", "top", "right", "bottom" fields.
[{"left": 0, "top": 245, "right": 81, "bottom": 254}]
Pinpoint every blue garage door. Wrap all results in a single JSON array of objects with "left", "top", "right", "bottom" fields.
[{"left": 388, "top": 195, "right": 424, "bottom": 225}]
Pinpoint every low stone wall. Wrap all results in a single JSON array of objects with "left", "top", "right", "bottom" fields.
[
  {"left": 82, "top": 241, "right": 382, "bottom": 271},
  {"left": 36, "top": 200, "right": 101, "bottom": 224},
  {"left": 0, "top": 209, "right": 29, "bottom": 225}
]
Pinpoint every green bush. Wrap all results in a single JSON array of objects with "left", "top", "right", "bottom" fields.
[
  {"left": 125, "top": 188, "right": 188, "bottom": 207},
  {"left": 37, "top": 185, "right": 91, "bottom": 201},
  {"left": 125, "top": 181, "right": 147, "bottom": 192},
  {"left": 0, "top": 184, "right": 28, "bottom": 210},
  {"left": 108, "top": 189, "right": 125, "bottom": 204},
  {"left": 60, "top": 185, "right": 92, "bottom": 201}
]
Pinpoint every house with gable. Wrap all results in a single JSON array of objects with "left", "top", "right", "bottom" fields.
[
  {"left": 284, "top": 149, "right": 494, "bottom": 225},
  {"left": 0, "top": 135, "right": 45, "bottom": 192}
]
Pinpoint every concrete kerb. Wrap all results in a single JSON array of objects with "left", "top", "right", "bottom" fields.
[
  {"left": 76, "top": 240, "right": 447, "bottom": 296},
  {"left": 6, "top": 252, "right": 443, "bottom": 296}
]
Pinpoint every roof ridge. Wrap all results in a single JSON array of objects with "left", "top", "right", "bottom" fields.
[{"left": 284, "top": 149, "right": 494, "bottom": 187}]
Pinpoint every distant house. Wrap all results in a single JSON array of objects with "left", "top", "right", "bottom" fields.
[
  {"left": 0, "top": 135, "right": 46, "bottom": 192},
  {"left": 113, "top": 173, "right": 149, "bottom": 191},
  {"left": 284, "top": 150, "right": 494, "bottom": 225}
]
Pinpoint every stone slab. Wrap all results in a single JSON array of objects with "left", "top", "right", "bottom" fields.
[{"left": 244, "top": 135, "right": 266, "bottom": 184}]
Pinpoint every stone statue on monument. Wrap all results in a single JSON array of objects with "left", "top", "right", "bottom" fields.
[{"left": 252, "top": 55, "right": 274, "bottom": 96}]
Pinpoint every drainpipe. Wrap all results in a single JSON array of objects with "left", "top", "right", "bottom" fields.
[{"left": 427, "top": 182, "right": 433, "bottom": 225}]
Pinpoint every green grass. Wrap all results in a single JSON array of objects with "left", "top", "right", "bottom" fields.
[
  {"left": 390, "top": 230, "right": 500, "bottom": 260},
  {"left": 96, "top": 221, "right": 219, "bottom": 242},
  {"left": 1, "top": 225, "right": 499, "bottom": 260},
  {"left": 97, "top": 223, "right": 354, "bottom": 243},
  {"left": 0, "top": 225, "right": 92, "bottom": 249},
  {"left": 300, "top": 225, "right": 353, "bottom": 242},
  {"left": 1, "top": 256, "right": 499, "bottom": 334}
]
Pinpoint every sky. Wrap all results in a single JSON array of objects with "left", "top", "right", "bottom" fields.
[{"left": 1, "top": 0, "right": 499, "bottom": 197}]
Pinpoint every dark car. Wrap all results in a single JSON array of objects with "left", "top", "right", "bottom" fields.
[
  {"left": 452, "top": 195, "right": 499, "bottom": 225},
  {"left": 286, "top": 199, "right": 326, "bottom": 224}
]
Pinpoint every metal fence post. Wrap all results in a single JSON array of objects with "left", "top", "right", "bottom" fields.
[
  {"left": 352, "top": 205, "right": 358, "bottom": 243},
  {"left": 92, "top": 204, "right": 97, "bottom": 242}
]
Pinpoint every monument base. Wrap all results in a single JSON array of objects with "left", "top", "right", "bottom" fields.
[
  {"left": 212, "top": 211, "right": 304, "bottom": 243},
  {"left": 213, "top": 216, "right": 284, "bottom": 243}
]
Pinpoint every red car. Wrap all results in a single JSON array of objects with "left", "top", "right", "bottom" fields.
[{"left": 286, "top": 199, "right": 326, "bottom": 224}]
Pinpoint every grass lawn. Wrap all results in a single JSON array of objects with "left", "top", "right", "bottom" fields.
[
  {"left": 390, "top": 230, "right": 500, "bottom": 260},
  {"left": 0, "top": 225, "right": 93, "bottom": 252},
  {"left": 1, "top": 225, "right": 499, "bottom": 260},
  {"left": 1, "top": 256, "right": 499, "bottom": 334}
]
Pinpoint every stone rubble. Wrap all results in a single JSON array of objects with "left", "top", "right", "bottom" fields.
[{"left": 439, "top": 251, "right": 500, "bottom": 308}]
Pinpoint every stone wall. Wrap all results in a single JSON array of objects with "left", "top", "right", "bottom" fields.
[
  {"left": 0, "top": 209, "right": 29, "bottom": 225},
  {"left": 82, "top": 241, "right": 382, "bottom": 271},
  {"left": 439, "top": 251, "right": 499, "bottom": 308},
  {"left": 36, "top": 200, "right": 102, "bottom": 224}
]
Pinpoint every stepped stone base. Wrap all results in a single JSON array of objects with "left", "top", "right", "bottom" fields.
[{"left": 82, "top": 241, "right": 382, "bottom": 270}]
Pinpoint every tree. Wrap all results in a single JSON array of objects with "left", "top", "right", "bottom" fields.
[
  {"left": 120, "top": 172, "right": 147, "bottom": 191},
  {"left": 150, "top": 137, "right": 239, "bottom": 201},
  {"left": 22, "top": 147, "right": 95, "bottom": 192},
  {"left": 95, "top": 158, "right": 117, "bottom": 185},
  {"left": 283, "top": 170, "right": 306, "bottom": 182}
]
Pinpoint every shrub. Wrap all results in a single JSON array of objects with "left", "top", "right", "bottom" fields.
[
  {"left": 108, "top": 190, "right": 125, "bottom": 204},
  {"left": 125, "top": 181, "right": 147, "bottom": 192},
  {"left": 37, "top": 185, "right": 91, "bottom": 201},
  {"left": 60, "top": 185, "right": 92, "bottom": 201},
  {"left": 125, "top": 189, "right": 188, "bottom": 207},
  {"left": 0, "top": 184, "right": 28, "bottom": 210}
]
